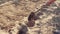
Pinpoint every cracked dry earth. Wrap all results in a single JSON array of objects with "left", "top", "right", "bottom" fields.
[{"left": 0, "top": 0, "right": 60, "bottom": 34}]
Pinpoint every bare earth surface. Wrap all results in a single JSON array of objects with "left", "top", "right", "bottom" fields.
[{"left": 0, "top": 0, "right": 60, "bottom": 34}]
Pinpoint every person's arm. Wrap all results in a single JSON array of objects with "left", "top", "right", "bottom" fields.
[{"left": 46, "top": 0, "right": 56, "bottom": 6}]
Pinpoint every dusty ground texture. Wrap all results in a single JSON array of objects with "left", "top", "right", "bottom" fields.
[{"left": 0, "top": 0, "right": 60, "bottom": 34}]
